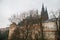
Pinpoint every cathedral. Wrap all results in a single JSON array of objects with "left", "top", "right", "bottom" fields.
[
  {"left": 8, "top": 4, "right": 58, "bottom": 40},
  {"left": 41, "top": 4, "right": 48, "bottom": 21}
]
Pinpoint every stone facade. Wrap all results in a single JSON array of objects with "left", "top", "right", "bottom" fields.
[
  {"left": 8, "top": 20, "right": 57, "bottom": 40},
  {"left": 43, "top": 21, "right": 57, "bottom": 40},
  {"left": 8, "top": 22, "right": 17, "bottom": 40},
  {"left": 8, "top": 4, "right": 58, "bottom": 40}
]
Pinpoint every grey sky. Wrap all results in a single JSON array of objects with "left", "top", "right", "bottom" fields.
[{"left": 0, "top": 0, "right": 59, "bottom": 28}]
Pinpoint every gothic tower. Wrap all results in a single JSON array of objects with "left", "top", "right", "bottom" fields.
[{"left": 41, "top": 4, "right": 48, "bottom": 21}]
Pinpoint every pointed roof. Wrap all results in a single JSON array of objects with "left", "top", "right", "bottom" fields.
[
  {"left": 42, "top": 3, "right": 44, "bottom": 11},
  {"left": 41, "top": 3, "right": 49, "bottom": 21}
]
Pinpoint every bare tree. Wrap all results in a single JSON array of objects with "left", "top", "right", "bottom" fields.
[
  {"left": 58, "top": 10, "right": 60, "bottom": 40},
  {"left": 9, "top": 9, "right": 41, "bottom": 40},
  {"left": 50, "top": 11, "right": 59, "bottom": 40}
]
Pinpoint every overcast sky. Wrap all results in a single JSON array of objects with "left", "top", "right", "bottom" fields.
[{"left": 0, "top": 0, "right": 59, "bottom": 28}]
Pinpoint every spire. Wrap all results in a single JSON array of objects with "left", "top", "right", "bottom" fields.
[
  {"left": 41, "top": 3, "right": 48, "bottom": 21},
  {"left": 45, "top": 7, "right": 49, "bottom": 20},
  {"left": 44, "top": 7, "right": 48, "bottom": 14},
  {"left": 42, "top": 3, "right": 44, "bottom": 11}
]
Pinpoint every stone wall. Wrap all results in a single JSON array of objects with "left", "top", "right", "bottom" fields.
[
  {"left": 43, "top": 22, "right": 57, "bottom": 40},
  {"left": 8, "top": 23, "right": 17, "bottom": 40},
  {"left": 8, "top": 21, "right": 57, "bottom": 40}
]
